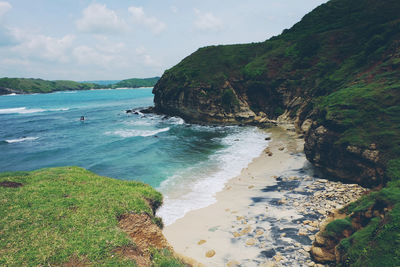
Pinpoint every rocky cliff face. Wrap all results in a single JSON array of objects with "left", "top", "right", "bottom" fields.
[{"left": 152, "top": 0, "right": 400, "bottom": 187}]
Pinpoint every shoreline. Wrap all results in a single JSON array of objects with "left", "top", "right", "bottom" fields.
[{"left": 163, "top": 126, "right": 367, "bottom": 266}]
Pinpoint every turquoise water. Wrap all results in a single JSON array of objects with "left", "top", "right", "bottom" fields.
[{"left": 0, "top": 88, "right": 268, "bottom": 224}]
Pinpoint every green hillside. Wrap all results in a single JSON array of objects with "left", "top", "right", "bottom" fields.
[
  {"left": 0, "top": 78, "right": 101, "bottom": 94},
  {"left": 152, "top": 0, "right": 400, "bottom": 265}
]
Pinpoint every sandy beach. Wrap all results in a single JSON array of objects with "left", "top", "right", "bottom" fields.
[{"left": 163, "top": 126, "right": 367, "bottom": 267}]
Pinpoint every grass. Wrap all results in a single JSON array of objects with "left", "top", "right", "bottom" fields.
[
  {"left": 0, "top": 167, "right": 184, "bottom": 266},
  {"left": 323, "top": 218, "right": 353, "bottom": 238}
]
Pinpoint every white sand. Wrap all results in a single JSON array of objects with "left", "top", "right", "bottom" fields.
[{"left": 164, "top": 127, "right": 307, "bottom": 266}]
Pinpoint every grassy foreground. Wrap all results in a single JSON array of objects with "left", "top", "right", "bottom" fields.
[{"left": 0, "top": 167, "right": 183, "bottom": 266}]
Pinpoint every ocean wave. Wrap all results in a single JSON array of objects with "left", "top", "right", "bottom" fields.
[
  {"left": 125, "top": 115, "right": 185, "bottom": 127},
  {"left": 0, "top": 107, "right": 69, "bottom": 114},
  {"left": 5, "top": 137, "right": 39, "bottom": 143},
  {"left": 107, "top": 127, "right": 170, "bottom": 138},
  {"left": 157, "top": 127, "right": 270, "bottom": 225},
  {"left": 49, "top": 108, "right": 70, "bottom": 112},
  {"left": 59, "top": 91, "right": 77, "bottom": 94},
  {"left": 166, "top": 116, "right": 185, "bottom": 125}
]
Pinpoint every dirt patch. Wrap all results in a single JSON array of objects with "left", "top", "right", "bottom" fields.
[
  {"left": 62, "top": 255, "right": 89, "bottom": 267},
  {"left": 119, "top": 213, "right": 171, "bottom": 251},
  {"left": 114, "top": 245, "right": 150, "bottom": 267},
  {"left": 0, "top": 181, "right": 23, "bottom": 188},
  {"left": 116, "top": 213, "right": 172, "bottom": 267}
]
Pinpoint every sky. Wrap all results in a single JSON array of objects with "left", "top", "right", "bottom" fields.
[{"left": 0, "top": 0, "right": 328, "bottom": 81}]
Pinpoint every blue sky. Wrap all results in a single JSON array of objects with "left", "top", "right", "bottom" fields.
[{"left": 0, "top": 0, "right": 328, "bottom": 81}]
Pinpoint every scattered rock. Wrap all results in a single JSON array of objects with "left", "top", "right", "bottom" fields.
[
  {"left": 240, "top": 226, "right": 252, "bottom": 235},
  {"left": 197, "top": 240, "right": 206, "bottom": 245},
  {"left": 205, "top": 249, "right": 216, "bottom": 258},
  {"left": 233, "top": 232, "right": 241, "bottom": 238},
  {"left": 246, "top": 238, "right": 257, "bottom": 246},
  {"left": 273, "top": 252, "right": 283, "bottom": 262},
  {"left": 227, "top": 260, "right": 240, "bottom": 267},
  {"left": 311, "top": 246, "right": 335, "bottom": 263},
  {"left": 278, "top": 147, "right": 285, "bottom": 151},
  {"left": 256, "top": 229, "right": 264, "bottom": 236}
]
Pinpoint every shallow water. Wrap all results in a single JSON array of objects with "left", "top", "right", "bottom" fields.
[{"left": 0, "top": 88, "right": 268, "bottom": 224}]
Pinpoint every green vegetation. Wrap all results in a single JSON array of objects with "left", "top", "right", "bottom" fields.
[
  {"left": 323, "top": 217, "right": 353, "bottom": 238},
  {"left": 151, "top": 249, "right": 185, "bottom": 267},
  {"left": 0, "top": 76, "right": 160, "bottom": 94},
  {"left": 0, "top": 167, "right": 183, "bottom": 266},
  {"left": 112, "top": 77, "right": 160, "bottom": 89},
  {"left": 0, "top": 78, "right": 101, "bottom": 94}
]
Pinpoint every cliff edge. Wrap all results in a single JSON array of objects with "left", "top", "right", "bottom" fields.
[{"left": 153, "top": 0, "right": 400, "bottom": 187}]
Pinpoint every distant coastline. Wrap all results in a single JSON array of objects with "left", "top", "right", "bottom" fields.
[{"left": 0, "top": 76, "right": 160, "bottom": 95}]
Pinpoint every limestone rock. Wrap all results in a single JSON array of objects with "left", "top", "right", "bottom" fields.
[
  {"left": 311, "top": 247, "right": 335, "bottom": 263},
  {"left": 197, "top": 240, "right": 206, "bottom": 245},
  {"left": 205, "top": 249, "right": 216, "bottom": 258}
]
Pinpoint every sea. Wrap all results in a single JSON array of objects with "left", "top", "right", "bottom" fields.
[{"left": 0, "top": 88, "right": 269, "bottom": 225}]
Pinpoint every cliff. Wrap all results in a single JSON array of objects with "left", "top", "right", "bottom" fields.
[
  {"left": 152, "top": 0, "right": 400, "bottom": 265},
  {"left": 153, "top": 0, "right": 400, "bottom": 187}
]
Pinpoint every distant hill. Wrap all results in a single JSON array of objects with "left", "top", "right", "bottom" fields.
[
  {"left": 0, "top": 76, "right": 160, "bottom": 95},
  {"left": 111, "top": 77, "right": 160, "bottom": 89},
  {"left": 81, "top": 80, "right": 121, "bottom": 86},
  {"left": 0, "top": 78, "right": 100, "bottom": 95}
]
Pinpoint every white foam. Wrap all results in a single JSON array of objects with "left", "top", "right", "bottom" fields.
[
  {"left": 0, "top": 107, "right": 46, "bottom": 114},
  {"left": 5, "top": 137, "right": 38, "bottom": 143},
  {"left": 107, "top": 127, "right": 170, "bottom": 138},
  {"left": 49, "top": 108, "right": 69, "bottom": 112},
  {"left": 166, "top": 116, "right": 185, "bottom": 125},
  {"left": 157, "top": 127, "right": 269, "bottom": 225},
  {"left": 0, "top": 107, "right": 69, "bottom": 114}
]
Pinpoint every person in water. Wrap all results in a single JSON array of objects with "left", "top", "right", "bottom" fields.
[{"left": 80, "top": 116, "right": 85, "bottom": 121}]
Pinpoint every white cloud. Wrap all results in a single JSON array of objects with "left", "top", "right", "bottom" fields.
[
  {"left": 12, "top": 32, "right": 75, "bottom": 63},
  {"left": 170, "top": 6, "right": 178, "bottom": 14},
  {"left": 0, "top": 1, "right": 11, "bottom": 19},
  {"left": 135, "top": 46, "right": 161, "bottom": 67},
  {"left": 76, "top": 3, "right": 127, "bottom": 34},
  {"left": 72, "top": 38, "right": 127, "bottom": 67},
  {"left": 73, "top": 45, "right": 115, "bottom": 66},
  {"left": 128, "top": 6, "right": 166, "bottom": 34},
  {"left": 194, "top": 9, "right": 223, "bottom": 31},
  {"left": 0, "top": 1, "right": 14, "bottom": 46}
]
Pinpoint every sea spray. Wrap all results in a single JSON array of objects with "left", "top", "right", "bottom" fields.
[{"left": 157, "top": 127, "right": 270, "bottom": 225}]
